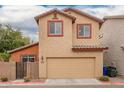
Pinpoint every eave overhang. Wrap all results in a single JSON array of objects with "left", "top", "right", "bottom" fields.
[
  {"left": 34, "top": 8, "right": 76, "bottom": 24},
  {"left": 72, "top": 45, "right": 108, "bottom": 52}
]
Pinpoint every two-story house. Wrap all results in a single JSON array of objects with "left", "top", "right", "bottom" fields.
[{"left": 34, "top": 8, "right": 108, "bottom": 79}]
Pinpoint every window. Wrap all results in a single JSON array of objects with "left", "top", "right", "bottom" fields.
[
  {"left": 48, "top": 20, "right": 63, "bottom": 36},
  {"left": 77, "top": 24, "right": 91, "bottom": 38},
  {"left": 21, "top": 55, "right": 35, "bottom": 62},
  {"left": 22, "top": 55, "right": 28, "bottom": 62}
]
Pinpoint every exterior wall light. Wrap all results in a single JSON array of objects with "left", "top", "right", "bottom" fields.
[{"left": 41, "top": 56, "right": 44, "bottom": 63}]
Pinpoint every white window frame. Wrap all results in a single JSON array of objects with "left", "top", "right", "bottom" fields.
[
  {"left": 77, "top": 24, "right": 91, "bottom": 38},
  {"left": 48, "top": 20, "right": 63, "bottom": 36}
]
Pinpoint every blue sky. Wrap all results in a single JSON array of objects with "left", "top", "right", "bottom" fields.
[{"left": 0, "top": 5, "right": 123, "bottom": 42}]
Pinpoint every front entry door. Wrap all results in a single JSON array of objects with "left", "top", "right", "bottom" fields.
[{"left": 16, "top": 62, "right": 27, "bottom": 79}]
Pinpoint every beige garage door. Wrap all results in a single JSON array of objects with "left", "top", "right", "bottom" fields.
[{"left": 47, "top": 57, "right": 95, "bottom": 78}]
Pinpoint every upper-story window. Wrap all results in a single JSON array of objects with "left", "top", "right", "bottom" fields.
[
  {"left": 77, "top": 24, "right": 91, "bottom": 39},
  {"left": 48, "top": 20, "right": 63, "bottom": 37}
]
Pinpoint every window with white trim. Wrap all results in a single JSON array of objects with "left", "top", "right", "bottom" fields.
[
  {"left": 21, "top": 55, "right": 35, "bottom": 62},
  {"left": 48, "top": 21, "right": 63, "bottom": 36},
  {"left": 78, "top": 24, "right": 91, "bottom": 38}
]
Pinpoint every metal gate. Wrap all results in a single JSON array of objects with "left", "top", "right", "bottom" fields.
[{"left": 16, "top": 62, "right": 27, "bottom": 79}]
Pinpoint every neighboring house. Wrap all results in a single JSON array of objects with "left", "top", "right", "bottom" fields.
[
  {"left": 9, "top": 42, "right": 39, "bottom": 62},
  {"left": 34, "top": 8, "right": 108, "bottom": 79},
  {"left": 100, "top": 15, "right": 124, "bottom": 76}
]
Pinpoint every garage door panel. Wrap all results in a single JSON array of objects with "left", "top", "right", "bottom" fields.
[{"left": 47, "top": 58, "right": 95, "bottom": 78}]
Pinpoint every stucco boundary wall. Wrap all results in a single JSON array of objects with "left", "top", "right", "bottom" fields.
[
  {"left": 27, "top": 62, "right": 39, "bottom": 79},
  {"left": 0, "top": 62, "right": 16, "bottom": 80}
]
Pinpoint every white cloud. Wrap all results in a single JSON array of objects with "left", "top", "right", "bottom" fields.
[
  {"left": 22, "top": 29, "right": 39, "bottom": 42},
  {"left": 82, "top": 6, "right": 124, "bottom": 18},
  {"left": 0, "top": 6, "right": 47, "bottom": 23},
  {"left": 0, "top": 6, "right": 51, "bottom": 42}
]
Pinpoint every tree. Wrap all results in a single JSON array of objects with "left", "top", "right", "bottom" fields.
[{"left": 0, "top": 24, "right": 30, "bottom": 53}]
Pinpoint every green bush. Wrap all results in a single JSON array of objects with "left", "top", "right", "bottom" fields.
[
  {"left": 0, "top": 77, "right": 8, "bottom": 82},
  {"left": 24, "top": 77, "right": 31, "bottom": 82},
  {"left": 0, "top": 52, "right": 10, "bottom": 62},
  {"left": 107, "top": 66, "right": 117, "bottom": 77},
  {"left": 99, "top": 76, "right": 110, "bottom": 82}
]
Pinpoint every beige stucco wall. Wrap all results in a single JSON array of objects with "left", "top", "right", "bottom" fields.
[
  {"left": 0, "top": 62, "right": 16, "bottom": 80},
  {"left": 100, "top": 19, "right": 124, "bottom": 75},
  {"left": 65, "top": 10, "right": 100, "bottom": 46},
  {"left": 38, "top": 12, "right": 103, "bottom": 79}
]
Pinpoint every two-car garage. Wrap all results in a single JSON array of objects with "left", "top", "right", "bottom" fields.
[{"left": 47, "top": 57, "right": 95, "bottom": 78}]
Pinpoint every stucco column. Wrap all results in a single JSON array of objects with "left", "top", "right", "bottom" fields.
[
  {"left": 95, "top": 52, "right": 103, "bottom": 77},
  {"left": 39, "top": 56, "right": 47, "bottom": 79}
]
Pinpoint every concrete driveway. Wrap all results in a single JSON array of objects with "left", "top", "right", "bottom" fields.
[{"left": 45, "top": 79, "right": 102, "bottom": 85}]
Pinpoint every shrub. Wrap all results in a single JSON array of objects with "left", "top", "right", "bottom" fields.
[
  {"left": 24, "top": 77, "right": 31, "bottom": 82},
  {"left": 99, "top": 76, "right": 110, "bottom": 82},
  {"left": 107, "top": 66, "right": 117, "bottom": 77},
  {"left": 0, "top": 54, "right": 4, "bottom": 61},
  {"left": 0, "top": 77, "right": 8, "bottom": 82},
  {"left": 0, "top": 52, "right": 10, "bottom": 62}
]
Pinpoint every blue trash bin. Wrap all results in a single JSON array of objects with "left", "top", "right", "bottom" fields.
[{"left": 103, "top": 66, "right": 108, "bottom": 76}]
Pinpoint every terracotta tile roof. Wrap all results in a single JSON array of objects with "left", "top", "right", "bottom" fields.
[
  {"left": 104, "top": 15, "right": 124, "bottom": 20},
  {"left": 72, "top": 45, "right": 107, "bottom": 48},
  {"left": 34, "top": 8, "right": 76, "bottom": 24},
  {"left": 63, "top": 8, "right": 104, "bottom": 23},
  {"left": 8, "top": 42, "right": 39, "bottom": 54},
  {"left": 72, "top": 45, "right": 108, "bottom": 51}
]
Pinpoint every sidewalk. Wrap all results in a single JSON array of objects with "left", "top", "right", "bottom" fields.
[
  {"left": 0, "top": 79, "right": 109, "bottom": 87},
  {"left": 0, "top": 79, "right": 124, "bottom": 88}
]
